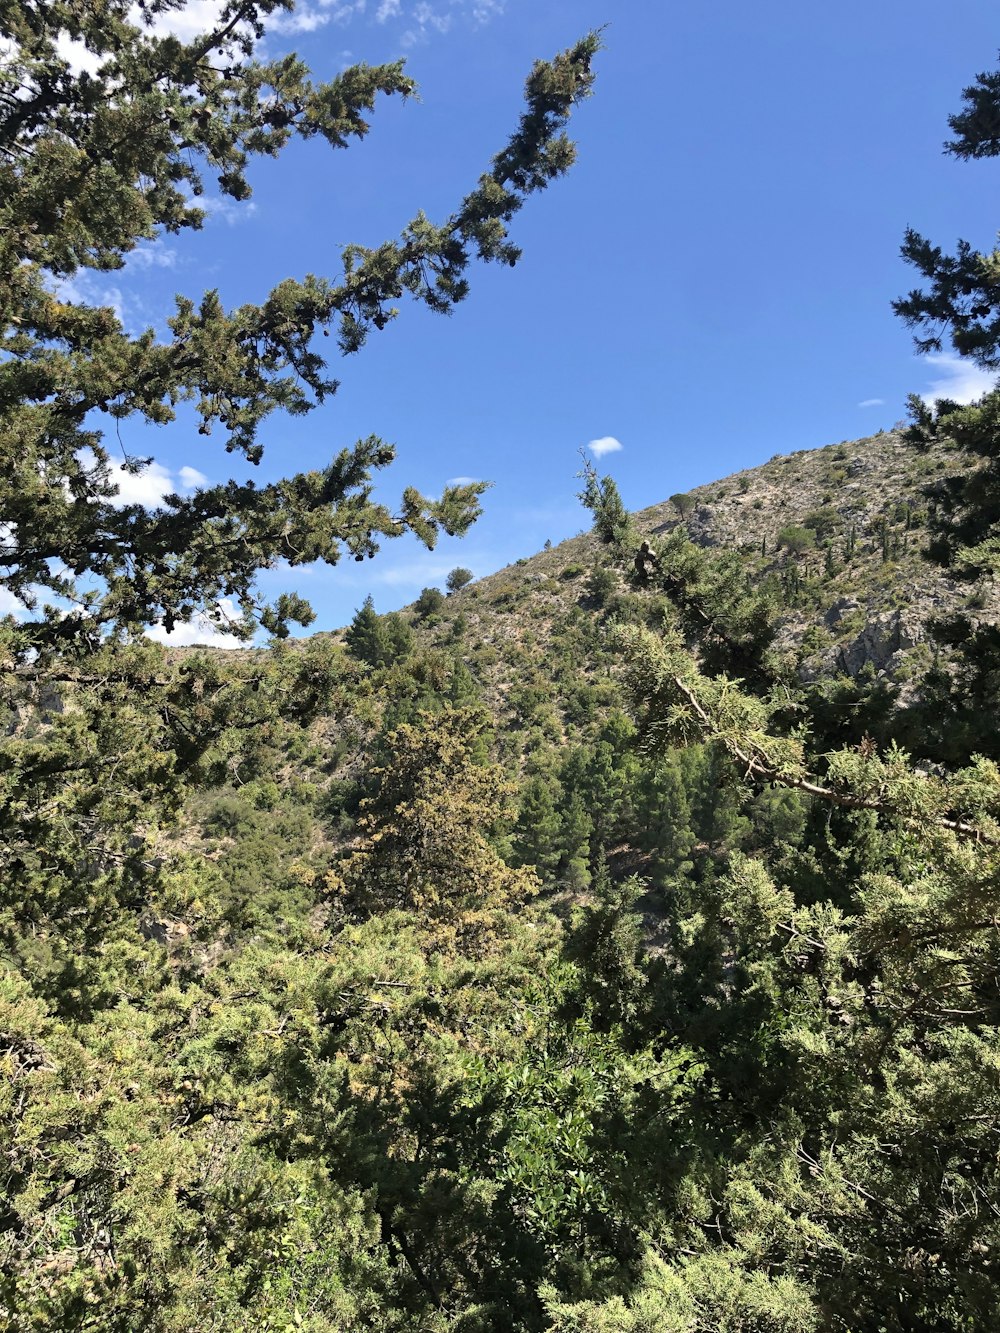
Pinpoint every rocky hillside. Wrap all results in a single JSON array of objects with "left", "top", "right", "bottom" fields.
[{"left": 359, "top": 427, "right": 994, "bottom": 712}]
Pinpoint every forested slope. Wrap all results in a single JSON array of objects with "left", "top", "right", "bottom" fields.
[{"left": 6, "top": 3, "right": 1000, "bottom": 1329}]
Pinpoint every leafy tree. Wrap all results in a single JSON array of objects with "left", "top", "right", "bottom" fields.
[
  {"left": 327, "top": 708, "right": 537, "bottom": 939},
  {"left": 446, "top": 565, "right": 475, "bottom": 594},
  {"left": 669, "top": 491, "right": 696, "bottom": 518},
  {"left": 413, "top": 585, "right": 446, "bottom": 619}
]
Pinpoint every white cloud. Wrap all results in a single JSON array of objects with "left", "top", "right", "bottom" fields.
[
  {"left": 126, "top": 243, "right": 178, "bottom": 270},
  {"left": 78, "top": 452, "right": 209, "bottom": 508},
  {"left": 105, "top": 458, "right": 176, "bottom": 507},
  {"left": 920, "top": 354, "right": 998, "bottom": 407},
  {"left": 270, "top": 4, "right": 331, "bottom": 33},
  {"left": 588, "top": 436, "right": 623, "bottom": 458},
  {"left": 446, "top": 475, "right": 479, "bottom": 486},
  {"left": 376, "top": 0, "right": 401, "bottom": 20},
  {"left": 55, "top": 271, "right": 126, "bottom": 322},
  {"left": 0, "top": 587, "right": 27, "bottom": 619},
  {"left": 318, "top": 0, "right": 367, "bottom": 18},
  {"left": 54, "top": 32, "right": 105, "bottom": 75},
  {"left": 146, "top": 600, "right": 246, "bottom": 650},
  {"left": 858, "top": 397, "right": 884, "bottom": 408},
  {"left": 411, "top": 2, "right": 450, "bottom": 33}
]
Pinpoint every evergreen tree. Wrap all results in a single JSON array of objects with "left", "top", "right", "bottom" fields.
[
  {"left": 513, "top": 772, "right": 563, "bottom": 879},
  {"left": 446, "top": 566, "right": 475, "bottom": 594},
  {"left": 328, "top": 708, "right": 536, "bottom": 935},
  {"left": 344, "top": 594, "right": 388, "bottom": 665},
  {"left": 413, "top": 585, "right": 446, "bottom": 619},
  {"left": 637, "top": 755, "right": 696, "bottom": 891},
  {"left": 0, "top": 6, "right": 600, "bottom": 652},
  {"left": 894, "top": 55, "right": 1000, "bottom": 368}
]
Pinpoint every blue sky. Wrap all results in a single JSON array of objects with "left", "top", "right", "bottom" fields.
[{"left": 71, "top": 0, "right": 1000, "bottom": 640}]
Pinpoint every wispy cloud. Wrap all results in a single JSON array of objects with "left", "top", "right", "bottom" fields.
[
  {"left": 199, "top": 194, "right": 259, "bottom": 227},
  {"left": 446, "top": 475, "right": 479, "bottom": 487},
  {"left": 126, "top": 242, "right": 178, "bottom": 270},
  {"left": 411, "top": 2, "right": 451, "bottom": 34},
  {"left": 469, "top": 0, "right": 505, "bottom": 21},
  {"left": 317, "top": 0, "right": 368, "bottom": 19},
  {"left": 179, "top": 465, "right": 209, "bottom": 489},
  {"left": 60, "top": 275, "right": 126, "bottom": 322},
  {"left": 920, "top": 354, "right": 998, "bottom": 407},
  {"left": 50, "top": 0, "right": 500, "bottom": 81},
  {"left": 588, "top": 436, "right": 623, "bottom": 458},
  {"left": 270, "top": 3, "right": 331, "bottom": 33},
  {"left": 858, "top": 397, "right": 884, "bottom": 408}
]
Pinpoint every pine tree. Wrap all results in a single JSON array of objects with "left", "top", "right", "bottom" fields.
[
  {"left": 446, "top": 566, "right": 475, "bottom": 594},
  {"left": 0, "top": 6, "right": 600, "bottom": 652},
  {"left": 894, "top": 55, "right": 1000, "bottom": 368},
  {"left": 344, "top": 595, "right": 388, "bottom": 665},
  {"left": 513, "top": 772, "right": 563, "bottom": 879},
  {"left": 327, "top": 708, "right": 536, "bottom": 936}
]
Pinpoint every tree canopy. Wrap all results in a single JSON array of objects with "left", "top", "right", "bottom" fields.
[
  {"left": 0, "top": 2, "right": 600, "bottom": 655},
  {"left": 894, "top": 53, "right": 1000, "bottom": 370}
]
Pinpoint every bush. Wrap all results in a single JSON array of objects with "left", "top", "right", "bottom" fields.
[
  {"left": 586, "top": 565, "right": 617, "bottom": 606},
  {"left": 778, "top": 525, "right": 817, "bottom": 555},
  {"left": 803, "top": 508, "right": 840, "bottom": 539},
  {"left": 413, "top": 586, "right": 446, "bottom": 619}
]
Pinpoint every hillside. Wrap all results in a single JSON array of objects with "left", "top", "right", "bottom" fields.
[
  {"left": 342, "top": 426, "right": 996, "bottom": 726},
  {"left": 9, "top": 421, "right": 1000, "bottom": 1331}
]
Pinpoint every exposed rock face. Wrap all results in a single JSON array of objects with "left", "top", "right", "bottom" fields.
[
  {"left": 825, "top": 598, "right": 860, "bottom": 628},
  {"left": 686, "top": 506, "right": 719, "bottom": 548},
  {"left": 838, "top": 610, "right": 925, "bottom": 677}
]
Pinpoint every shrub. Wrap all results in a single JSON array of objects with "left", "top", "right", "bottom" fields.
[{"left": 778, "top": 525, "right": 817, "bottom": 555}]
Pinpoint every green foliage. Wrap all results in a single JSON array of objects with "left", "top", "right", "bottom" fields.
[
  {"left": 585, "top": 564, "right": 618, "bottom": 608},
  {"left": 413, "top": 585, "right": 446, "bottom": 619},
  {"left": 801, "top": 507, "right": 840, "bottom": 539},
  {"left": 777, "top": 524, "right": 816, "bottom": 555},
  {"left": 10, "top": 28, "right": 1000, "bottom": 1332},
  {"left": 327, "top": 707, "right": 537, "bottom": 935},
  {"left": 344, "top": 595, "right": 413, "bottom": 666},
  {"left": 894, "top": 55, "right": 1000, "bottom": 368},
  {"left": 579, "top": 467, "right": 637, "bottom": 547},
  {"left": 446, "top": 566, "right": 475, "bottom": 594},
  {"left": 1, "top": 4, "right": 600, "bottom": 653}
]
